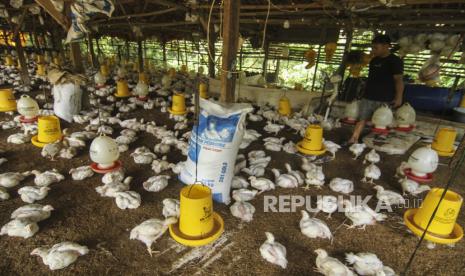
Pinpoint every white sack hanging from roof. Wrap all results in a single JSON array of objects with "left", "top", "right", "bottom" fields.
[
  {"left": 10, "top": 0, "right": 23, "bottom": 9},
  {"left": 179, "top": 99, "right": 253, "bottom": 204},
  {"left": 51, "top": 0, "right": 64, "bottom": 12},
  {"left": 65, "top": 0, "right": 115, "bottom": 44}
]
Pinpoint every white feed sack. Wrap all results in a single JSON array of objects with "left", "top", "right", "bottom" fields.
[
  {"left": 53, "top": 83, "right": 82, "bottom": 123},
  {"left": 179, "top": 98, "right": 253, "bottom": 204}
]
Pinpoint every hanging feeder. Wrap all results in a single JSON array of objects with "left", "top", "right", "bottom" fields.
[
  {"left": 0, "top": 88, "right": 16, "bottom": 112},
  {"left": 89, "top": 135, "right": 122, "bottom": 173},
  {"left": 168, "top": 93, "right": 187, "bottom": 115},
  {"left": 432, "top": 128, "right": 457, "bottom": 157},
  {"left": 31, "top": 116, "right": 62, "bottom": 148},
  {"left": 404, "top": 146, "right": 438, "bottom": 182},
  {"left": 371, "top": 104, "right": 393, "bottom": 134},
  {"left": 395, "top": 103, "right": 416, "bottom": 131},
  {"left": 17, "top": 95, "right": 39, "bottom": 123},
  {"left": 324, "top": 42, "right": 337, "bottom": 62},
  {"left": 278, "top": 96, "right": 291, "bottom": 117},
  {"left": 296, "top": 125, "right": 326, "bottom": 156},
  {"left": 169, "top": 184, "right": 224, "bottom": 247}
]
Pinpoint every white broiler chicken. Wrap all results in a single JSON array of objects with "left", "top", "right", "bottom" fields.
[
  {"left": 69, "top": 166, "right": 94, "bottom": 181},
  {"left": 0, "top": 157, "right": 7, "bottom": 166},
  {"left": 362, "top": 164, "right": 381, "bottom": 184},
  {"left": 0, "top": 187, "right": 9, "bottom": 201},
  {"left": 232, "top": 188, "right": 258, "bottom": 202},
  {"left": 162, "top": 198, "right": 180, "bottom": 218},
  {"left": 153, "top": 143, "right": 171, "bottom": 155},
  {"left": 58, "top": 146, "right": 77, "bottom": 159},
  {"left": 259, "top": 232, "right": 287, "bottom": 269},
  {"left": 230, "top": 201, "right": 255, "bottom": 222},
  {"left": 373, "top": 185, "right": 405, "bottom": 206},
  {"left": 323, "top": 140, "right": 341, "bottom": 159},
  {"left": 345, "top": 252, "right": 384, "bottom": 276},
  {"left": 31, "top": 169, "right": 65, "bottom": 186},
  {"left": 363, "top": 149, "right": 380, "bottom": 164},
  {"left": 329, "top": 178, "right": 354, "bottom": 194},
  {"left": 11, "top": 204, "right": 54, "bottom": 222},
  {"left": 284, "top": 163, "right": 305, "bottom": 186},
  {"left": 316, "top": 195, "right": 338, "bottom": 219},
  {"left": 263, "top": 121, "right": 285, "bottom": 135},
  {"left": 314, "top": 248, "right": 354, "bottom": 276},
  {"left": 272, "top": 168, "right": 299, "bottom": 188},
  {"left": 151, "top": 158, "right": 171, "bottom": 174},
  {"left": 115, "top": 191, "right": 141, "bottom": 209},
  {"left": 170, "top": 161, "right": 185, "bottom": 175},
  {"left": 1, "top": 218, "right": 39, "bottom": 238},
  {"left": 395, "top": 161, "right": 410, "bottom": 179},
  {"left": 349, "top": 143, "right": 366, "bottom": 160},
  {"left": 41, "top": 141, "right": 62, "bottom": 161},
  {"left": 131, "top": 150, "right": 157, "bottom": 164},
  {"left": 31, "top": 242, "right": 89, "bottom": 270},
  {"left": 130, "top": 217, "right": 178, "bottom": 256},
  {"left": 301, "top": 157, "right": 317, "bottom": 172},
  {"left": 0, "top": 171, "right": 31, "bottom": 188},
  {"left": 248, "top": 113, "right": 263, "bottom": 122},
  {"left": 7, "top": 133, "right": 30, "bottom": 144},
  {"left": 143, "top": 175, "right": 170, "bottom": 192},
  {"left": 101, "top": 169, "right": 125, "bottom": 185},
  {"left": 249, "top": 176, "right": 275, "bottom": 194},
  {"left": 304, "top": 165, "right": 325, "bottom": 190},
  {"left": 399, "top": 177, "right": 430, "bottom": 196},
  {"left": 300, "top": 210, "right": 332, "bottom": 240},
  {"left": 342, "top": 199, "right": 387, "bottom": 230},
  {"left": 234, "top": 154, "right": 247, "bottom": 175},
  {"left": 18, "top": 186, "right": 50, "bottom": 203},
  {"left": 231, "top": 176, "right": 249, "bottom": 189},
  {"left": 282, "top": 141, "right": 297, "bottom": 154},
  {"left": 63, "top": 136, "right": 86, "bottom": 148},
  {"left": 96, "top": 176, "right": 132, "bottom": 197}
]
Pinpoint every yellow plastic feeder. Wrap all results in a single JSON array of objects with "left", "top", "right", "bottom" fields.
[
  {"left": 168, "top": 68, "right": 176, "bottom": 78},
  {"left": 31, "top": 115, "right": 62, "bottom": 148},
  {"left": 460, "top": 94, "right": 465, "bottom": 108},
  {"left": 115, "top": 80, "right": 131, "bottom": 98},
  {"left": 180, "top": 65, "right": 188, "bottom": 74},
  {"left": 168, "top": 93, "right": 187, "bottom": 115},
  {"left": 0, "top": 88, "right": 16, "bottom": 112},
  {"left": 138, "top": 72, "right": 149, "bottom": 84},
  {"left": 53, "top": 57, "right": 61, "bottom": 66},
  {"left": 100, "top": 64, "right": 109, "bottom": 77},
  {"left": 296, "top": 124, "right": 326, "bottom": 155},
  {"left": 199, "top": 83, "right": 208, "bottom": 99},
  {"left": 36, "top": 55, "right": 44, "bottom": 64},
  {"left": 36, "top": 64, "right": 46, "bottom": 76},
  {"left": 432, "top": 128, "right": 457, "bottom": 157},
  {"left": 404, "top": 188, "right": 463, "bottom": 245},
  {"left": 278, "top": 96, "right": 291, "bottom": 116},
  {"left": 5, "top": 55, "right": 14, "bottom": 66},
  {"left": 169, "top": 184, "right": 224, "bottom": 247}
]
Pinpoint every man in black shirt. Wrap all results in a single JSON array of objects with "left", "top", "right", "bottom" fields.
[{"left": 347, "top": 35, "right": 404, "bottom": 144}]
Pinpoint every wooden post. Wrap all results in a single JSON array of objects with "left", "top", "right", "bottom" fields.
[
  {"left": 70, "top": 42, "right": 83, "bottom": 73},
  {"left": 208, "top": 31, "right": 216, "bottom": 78},
  {"left": 125, "top": 39, "right": 130, "bottom": 60},
  {"left": 262, "top": 39, "right": 270, "bottom": 78},
  {"left": 338, "top": 29, "right": 353, "bottom": 81},
  {"left": 14, "top": 34, "right": 30, "bottom": 85},
  {"left": 220, "top": 0, "right": 240, "bottom": 103},
  {"left": 138, "top": 39, "right": 144, "bottom": 72},
  {"left": 239, "top": 46, "right": 243, "bottom": 71},
  {"left": 87, "top": 34, "right": 97, "bottom": 68},
  {"left": 311, "top": 45, "right": 322, "bottom": 91},
  {"left": 162, "top": 40, "right": 167, "bottom": 67}
]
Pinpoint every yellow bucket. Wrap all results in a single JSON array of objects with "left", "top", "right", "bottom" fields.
[
  {"left": 278, "top": 96, "right": 292, "bottom": 116},
  {"left": 169, "top": 184, "right": 224, "bottom": 247},
  {"left": 37, "top": 55, "right": 44, "bottom": 64},
  {"left": 432, "top": 128, "right": 456, "bottom": 157},
  {"left": 36, "top": 64, "right": 46, "bottom": 76},
  {"left": 31, "top": 115, "right": 62, "bottom": 147},
  {"left": 0, "top": 88, "right": 16, "bottom": 112},
  {"left": 53, "top": 57, "right": 61, "bottom": 66},
  {"left": 5, "top": 55, "right": 14, "bottom": 66},
  {"left": 404, "top": 188, "right": 463, "bottom": 244},
  {"left": 100, "top": 64, "right": 109, "bottom": 77},
  {"left": 460, "top": 94, "right": 465, "bottom": 108},
  {"left": 139, "top": 72, "right": 148, "bottom": 84},
  {"left": 199, "top": 83, "right": 208, "bottom": 99},
  {"left": 168, "top": 68, "right": 176, "bottom": 78},
  {"left": 180, "top": 65, "right": 188, "bottom": 73},
  {"left": 168, "top": 93, "right": 187, "bottom": 115},
  {"left": 296, "top": 124, "right": 326, "bottom": 155},
  {"left": 115, "top": 80, "right": 130, "bottom": 98}
]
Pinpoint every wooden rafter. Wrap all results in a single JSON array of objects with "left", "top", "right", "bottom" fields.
[
  {"left": 93, "top": 7, "right": 178, "bottom": 23},
  {"left": 34, "top": 0, "right": 69, "bottom": 30}
]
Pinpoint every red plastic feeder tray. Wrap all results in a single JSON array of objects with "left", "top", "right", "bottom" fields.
[
  {"left": 90, "top": 160, "right": 122, "bottom": 174},
  {"left": 395, "top": 125, "right": 415, "bottom": 132},
  {"left": 19, "top": 115, "right": 38, "bottom": 124},
  {"left": 403, "top": 168, "right": 433, "bottom": 183},
  {"left": 371, "top": 127, "right": 390, "bottom": 135}
]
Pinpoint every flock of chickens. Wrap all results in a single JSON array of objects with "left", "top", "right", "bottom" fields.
[{"left": 0, "top": 59, "right": 433, "bottom": 274}]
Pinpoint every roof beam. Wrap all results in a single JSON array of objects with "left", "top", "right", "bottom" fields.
[
  {"left": 93, "top": 7, "right": 178, "bottom": 23},
  {"left": 146, "top": 0, "right": 186, "bottom": 10},
  {"left": 34, "top": 0, "right": 69, "bottom": 30}
]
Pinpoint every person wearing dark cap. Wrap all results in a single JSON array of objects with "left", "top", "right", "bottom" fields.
[{"left": 346, "top": 34, "right": 404, "bottom": 145}]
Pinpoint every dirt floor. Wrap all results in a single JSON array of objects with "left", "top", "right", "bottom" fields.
[{"left": 0, "top": 88, "right": 465, "bottom": 276}]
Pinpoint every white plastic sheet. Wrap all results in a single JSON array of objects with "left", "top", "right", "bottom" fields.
[{"left": 53, "top": 83, "right": 82, "bottom": 123}]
